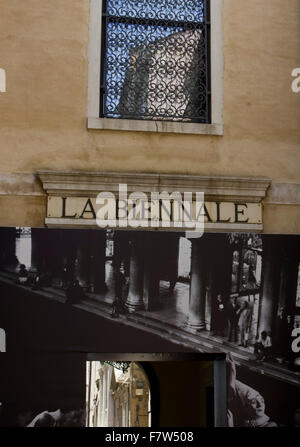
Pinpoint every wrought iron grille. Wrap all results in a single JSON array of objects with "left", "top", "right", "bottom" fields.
[
  {"left": 101, "top": 361, "right": 131, "bottom": 372},
  {"left": 100, "top": 0, "right": 211, "bottom": 123}
]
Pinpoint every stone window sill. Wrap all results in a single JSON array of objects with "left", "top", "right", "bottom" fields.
[{"left": 87, "top": 117, "right": 223, "bottom": 135}]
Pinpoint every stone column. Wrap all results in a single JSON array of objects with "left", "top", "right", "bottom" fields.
[
  {"left": 0, "top": 227, "right": 17, "bottom": 266},
  {"left": 273, "top": 237, "right": 299, "bottom": 346},
  {"left": 143, "top": 233, "right": 160, "bottom": 310},
  {"left": 36, "top": 229, "right": 64, "bottom": 277},
  {"left": 187, "top": 238, "right": 207, "bottom": 330},
  {"left": 167, "top": 234, "right": 180, "bottom": 290},
  {"left": 278, "top": 258, "right": 288, "bottom": 311},
  {"left": 258, "top": 235, "right": 280, "bottom": 334},
  {"left": 32, "top": 229, "right": 66, "bottom": 284},
  {"left": 126, "top": 233, "right": 144, "bottom": 312},
  {"left": 204, "top": 233, "right": 233, "bottom": 333},
  {"left": 89, "top": 230, "right": 107, "bottom": 293},
  {"left": 63, "top": 230, "right": 78, "bottom": 283},
  {"left": 71, "top": 230, "right": 92, "bottom": 288},
  {"left": 31, "top": 228, "right": 44, "bottom": 271},
  {"left": 281, "top": 237, "right": 299, "bottom": 317},
  {"left": 52, "top": 229, "right": 67, "bottom": 279},
  {"left": 205, "top": 265, "right": 213, "bottom": 331},
  {"left": 113, "top": 231, "right": 130, "bottom": 273},
  {"left": 273, "top": 254, "right": 296, "bottom": 355}
]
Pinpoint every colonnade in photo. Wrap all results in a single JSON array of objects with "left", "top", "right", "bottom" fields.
[
  {"left": 258, "top": 236, "right": 299, "bottom": 335},
  {"left": 30, "top": 228, "right": 107, "bottom": 293},
  {"left": 0, "top": 228, "right": 299, "bottom": 345}
]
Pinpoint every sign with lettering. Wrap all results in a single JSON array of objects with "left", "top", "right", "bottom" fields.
[{"left": 45, "top": 196, "right": 262, "bottom": 232}]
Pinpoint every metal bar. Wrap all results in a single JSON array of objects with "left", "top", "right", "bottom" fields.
[
  {"left": 100, "top": 0, "right": 108, "bottom": 117},
  {"left": 101, "top": 0, "right": 210, "bottom": 124},
  {"left": 204, "top": 0, "right": 211, "bottom": 123},
  {"left": 105, "top": 14, "right": 205, "bottom": 30}
]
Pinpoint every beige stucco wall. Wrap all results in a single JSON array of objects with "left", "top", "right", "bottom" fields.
[{"left": 0, "top": 0, "right": 299, "bottom": 231}]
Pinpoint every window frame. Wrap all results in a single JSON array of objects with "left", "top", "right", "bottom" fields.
[{"left": 87, "top": 0, "right": 223, "bottom": 135}]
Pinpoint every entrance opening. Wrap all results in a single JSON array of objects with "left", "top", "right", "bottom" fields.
[
  {"left": 86, "top": 353, "right": 226, "bottom": 427},
  {"left": 86, "top": 361, "right": 151, "bottom": 427}
]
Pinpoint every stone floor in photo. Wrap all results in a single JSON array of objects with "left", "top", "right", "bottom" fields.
[{"left": 0, "top": 265, "right": 299, "bottom": 388}]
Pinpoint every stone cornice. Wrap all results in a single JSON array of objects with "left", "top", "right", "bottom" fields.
[{"left": 37, "top": 170, "right": 272, "bottom": 203}]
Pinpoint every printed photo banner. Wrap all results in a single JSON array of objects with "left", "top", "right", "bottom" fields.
[{"left": 0, "top": 227, "right": 299, "bottom": 427}]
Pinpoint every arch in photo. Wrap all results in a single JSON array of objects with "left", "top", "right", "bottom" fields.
[
  {"left": 86, "top": 359, "right": 156, "bottom": 427},
  {"left": 86, "top": 353, "right": 227, "bottom": 427}
]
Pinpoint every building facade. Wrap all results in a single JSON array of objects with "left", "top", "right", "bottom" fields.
[
  {"left": 0, "top": 0, "right": 300, "bottom": 428},
  {"left": 0, "top": 0, "right": 299, "bottom": 232}
]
